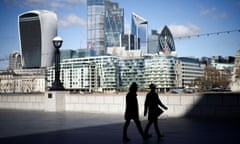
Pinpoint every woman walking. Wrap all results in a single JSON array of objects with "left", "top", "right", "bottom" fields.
[
  {"left": 144, "top": 83, "right": 168, "bottom": 138},
  {"left": 123, "top": 82, "right": 146, "bottom": 142}
]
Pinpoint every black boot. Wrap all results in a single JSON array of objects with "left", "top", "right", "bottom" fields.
[{"left": 123, "top": 136, "right": 130, "bottom": 142}]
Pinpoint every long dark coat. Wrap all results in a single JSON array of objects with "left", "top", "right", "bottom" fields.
[
  {"left": 144, "top": 91, "right": 165, "bottom": 120},
  {"left": 124, "top": 91, "right": 139, "bottom": 120}
]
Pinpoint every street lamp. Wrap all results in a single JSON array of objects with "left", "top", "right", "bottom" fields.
[{"left": 50, "top": 36, "right": 65, "bottom": 91}]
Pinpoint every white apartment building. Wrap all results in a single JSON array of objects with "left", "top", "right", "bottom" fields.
[
  {"left": 119, "top": 57, "right": 145, "bottom": 90},
  {"left": 177, "top": 57, "right": 205, "bottom": 88},
  {"left": 144, "top": 55, "right": 178, "bottom": 92},
  {"left": 47, "top": 55, "right": 205, "bottom": 93},
  {"left": 48, "top": 56, "right": 119, "bottom": 93}
]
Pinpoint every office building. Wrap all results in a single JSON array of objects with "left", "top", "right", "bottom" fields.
[
  {"left": 148, "top": 30, "right": 160, "bottom": 54},
  {"left": 9, "top": 52, "right": 22, "bottom": 70},
  {"left": 107, "top": 46, "right": 142, "bottom": 58},
  {"left": 177, "top": 57, "right": 205, "bottom": 88},
  {"left": 46, "top": 54, "right": 205, "bottom": 93},
  {"left": 159, "top": 26, "right": 176, "bottom": 56},
  {"left": 105, "top": 4, "right": 124, "bottom": 48},
  {"left": 60, "top": 49, "right": 96, "bottom": 61},
  {"left": 18, "top": 10, "right": 57, "bottom": 68},
  {"left": 144, "top": 55, "right": 178, "bottom": 92},
  {"left": 87, "top": 0, "right": 123, "bottom": 55},
  {"left": 0, "top": 68, "right": 46, "bottom": 93},
  {"left": 119, "top": 57, "right": 145, "bottom": 90},
  {"left": 120, "top": 34, "right": 139, "bottom": 51},
  {"left": 131, "top": 12, "right": 148, "bottom": 53},
  {"left": 47, "top": 56, "right": 119, "bottom": 92}
]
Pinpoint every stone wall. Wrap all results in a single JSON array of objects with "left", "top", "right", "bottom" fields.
[
  {"left": 0, "top": 94, "right": 44, "bottom": 110},
  {"left": 0, "top": 92, "right": 239, "bottom": 118}
]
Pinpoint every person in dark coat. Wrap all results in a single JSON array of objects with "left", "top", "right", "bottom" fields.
[
  {"left": 144, "top": 83, "right": 168, "bottom": 138},
  {"left": 123, "top": 82, "right": 146, "bottom": 141}
]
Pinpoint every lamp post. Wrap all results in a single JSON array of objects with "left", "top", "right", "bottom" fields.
[{"left": 50, "top": 36, "right": 65, "bottom": 90}]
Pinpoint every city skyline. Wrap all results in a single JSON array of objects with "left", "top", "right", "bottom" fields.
[{"left": 0, "top": 0, "right": 240, "bottom": 69}]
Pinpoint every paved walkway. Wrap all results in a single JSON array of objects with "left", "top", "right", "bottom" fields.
[{"left": 0, "top": 110, "right": 239, "bottom": 144}]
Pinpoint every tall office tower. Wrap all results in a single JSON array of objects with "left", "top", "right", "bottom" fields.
[
  {"left": 148, "top": 30, "right": 160, "bottom": 54},
  {"left": 121, "top": 34, "right": 137, "bottom": 50},
  {"left": 159, "top": 26, "right": 176, "bottom": 55},
  {"left": 8, "top": 52, "right": 22, "bottom": 70},
  {"left": 87, "top": 0, "right": 123, "bottom": 56},
  {"left": 18, "top": 10, "right": 57, "bottom": 68},
  {"left": 131, "top": 12, "right": 148, "bottom": 53},
  {"left": 105, "top": 4, "right": 124, "bottom": 48}
]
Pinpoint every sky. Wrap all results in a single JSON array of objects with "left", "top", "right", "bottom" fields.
[{"left": 0, "top": 0, "right": 240, "bottom": 69}]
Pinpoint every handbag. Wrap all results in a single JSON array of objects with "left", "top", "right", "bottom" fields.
[{"left": 157, "top": 107, "right": 163, "bottom": 116}]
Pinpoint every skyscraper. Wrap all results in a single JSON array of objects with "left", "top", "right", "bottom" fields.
[
  {"left": 87, "top": 0, "right": 124, "bottom": 56},
  {"left": 18, "top": 10, "right": 57, "bottom": 68},
  {"left": 159, "top": 26, "right": 176, "bottom": 55},
  {"left": 105, "top": 4, "right": 124, "bottom": 48},
  {"left": 148, "top": 30, "right": 160, "bottom": 54},
  {"left": 8, "top": 52, "right": 22, "bottom": 70},
  {"left": 131, "top": 12, "right": 148, "bottom": 53},
  {"left": 121, "top": 34, "right": 136, "bottom": 50}
]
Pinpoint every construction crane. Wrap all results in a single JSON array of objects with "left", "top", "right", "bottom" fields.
[
  {"left": 173, "top": 29, "right": 240, "bottom": 40},
  {"left": 0, "top": 56, "right": 8, "bottom": 62}
]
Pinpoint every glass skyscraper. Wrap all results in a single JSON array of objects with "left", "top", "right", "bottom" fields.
[
  {"left": 87, "top": 0, "right": 124, "bottom": 56},
  {"left": 105, "top": 4, "right": 124, "bottom": 48},
  {"left": 18, "top": 10, "right": 57, "bottom": 68},
  {"left": 87, "top": 0, "right": 105, "bottom": 56},
  {"left": 148, "top": 30, "right": 160, "bottom": 54},
  {"left": 131, "top": 12, "right": 148, "bottom": 53},
  {"left": 121, "top": 34, "right": 137, "bottom": 50},
  {"left": 159, "top": 26, "right": 176, "bottom": 55}
]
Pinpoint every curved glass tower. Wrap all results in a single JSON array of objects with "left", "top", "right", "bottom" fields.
[
  {"left": 18, "top": 10, "right": 57, "bottom": 68},
  {"left": 131, "top": 12, "right": 148, "bottom": 53},
  {"left": 159, "top": 26, "right": 175, "bottom": 55}
]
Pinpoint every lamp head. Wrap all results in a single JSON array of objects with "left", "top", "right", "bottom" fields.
[{"left": 53, "top": 36, "right": 63, "bottom": 49}]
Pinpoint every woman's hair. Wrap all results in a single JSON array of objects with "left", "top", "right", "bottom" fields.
[{"left": 129, "top": 82, "right": 138, "bottom": 92}]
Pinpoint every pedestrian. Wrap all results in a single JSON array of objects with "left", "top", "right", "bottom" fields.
[
  {"left": 123, "top": 82, "right": 147, "bottom": 142},
  {"left": 144, "top": 83, "right": 168, "bottom": 138}
]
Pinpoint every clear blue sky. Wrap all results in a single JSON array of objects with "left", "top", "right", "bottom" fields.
[{"left": 0, "top": 0, "right": 240, "bottom": 69}]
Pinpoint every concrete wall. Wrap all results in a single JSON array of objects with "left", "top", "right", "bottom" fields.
[
  {"left": 0, "top": 92, "right": 239, "bottom": 118},
  {"left": 65, "top": 94, "right": 126, "bottom": 114},
  {"left": 0, "top": 94, "right": 44, "bottom": 110}
]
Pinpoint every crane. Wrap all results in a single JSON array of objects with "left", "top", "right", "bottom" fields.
[
  {"left": 0, "top": 56, "right": 8, "bottom": 62},
  {"left": 173, "top": 29, "right": 240, "bottom": 40}
]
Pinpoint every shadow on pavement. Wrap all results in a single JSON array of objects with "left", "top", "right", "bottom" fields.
[
  {"left": 1, "top": 118, "right": 240, "bottom": 144},
  {"left": 185, "top": 92, "right": 240, "bottom": 118}
]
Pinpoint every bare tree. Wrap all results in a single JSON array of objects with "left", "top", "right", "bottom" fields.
[{"left": 193, "top": 66, "right": 231, "bottom": 91}]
